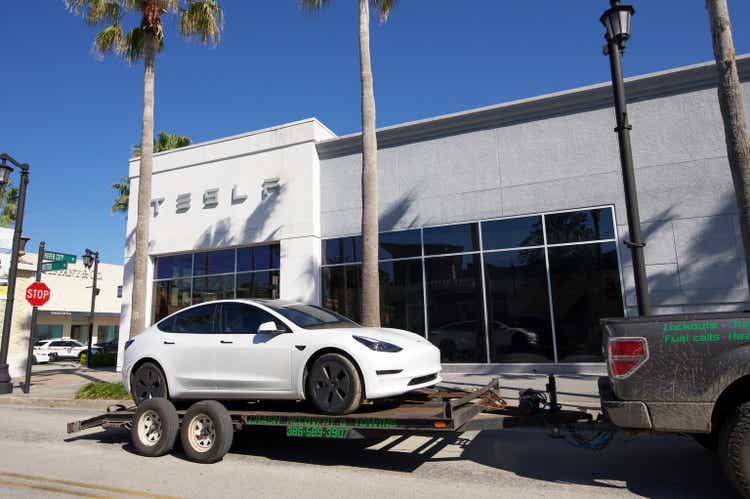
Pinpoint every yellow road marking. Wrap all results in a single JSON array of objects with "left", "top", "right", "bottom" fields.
[
  {"left": 0, "top": 472, "right": 183, "bottom": 499},
  {"left": 0, "top": 477, "right": 115, "bottom": 498}
]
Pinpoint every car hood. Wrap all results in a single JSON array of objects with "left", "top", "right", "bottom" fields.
[{"left": 310, "top": 326, "right": 432, "bottom": 347}]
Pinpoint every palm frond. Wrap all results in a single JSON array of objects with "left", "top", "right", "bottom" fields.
[
  {"left": 298, "top": 0, "right": 331, "bottom": 12},
  {"left": 373, "top": 0, "right": 396, "bottom": 23},
  {"left": 93, "top": 23, "right": 125, "bottom": 59},
  {"left": 111, "top": 177, "right": 130, "bottom": 214},
  {"left": 179, "top": 1, "right": 224, "bottom": 47},
  {"left": 122, "top": 26, "right": 146, "bottom": 64}
]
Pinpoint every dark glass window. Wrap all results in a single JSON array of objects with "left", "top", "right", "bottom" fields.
[
  {"left": 152, "top": 279, "right": 191, "bottom": 323},
  {"left": 270, "top": 304, "right": 359, "bottom": 329},
  {"left": 484, "top": 249, "right": 554, "bottom": 363},
  {"left": 379, "top": 229, "right": 422, "bottom": 260},
  {"left": 194, "top": 249, "right": 235, "bottom": 276},
  {"left": 237, "top": 244, "right": 280, "bottom": 272},
  {"left": 545, "top": 208, "right": 615, "bottom": 245},
  {"left": 548, "top": 242, "right": 624, "bottom": 362},
  {"left": 172, "top": 304, "right": 217, "bottom": 334},
  {"left": 323, "top": 236, "right": 362, "bottom": 265},
  {"left": 193, "top": 275, "right": 235, "bottom": 304},
  {"left": 236, "top": 270, "right": 280, "bottom": 299},
  {"left": 482, "top": 216, "right": 543, "bottom": 250},
  {"left": 322, "top": 265, "right": 362, "bottom": 323},
  {"left": 380, "top": 260, "right": 424, "bottom": 334},
  {"left": 154, "top": 254, "right": 193, "bottom": 280},
  {"left": 425, "top": 254, "right": 486, "bottom": 362},
  {"left": 220, "top": 303, "right": 283, "bottom": 333},
  {"left": 423, "top": 223, "right": 479, "bottom": 256}
]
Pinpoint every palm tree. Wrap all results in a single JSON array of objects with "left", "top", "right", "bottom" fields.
[
  {"left": 132, "top": 131, "right": 192, "bottom": 157},
  {"left": 66, "top": 0, "right": 223, "bottom": 338},
  {"left": 0, "top": 186, "right": 18, "bottom": 228},
  {"left": 706, "top": 0, "right": 750, "bottom": 288},
  {"left": 112, "top": 177, "right": 130, "bottom": 214},
  {"left": 301, "top": 0, "right": 394, "bottom": 327}
]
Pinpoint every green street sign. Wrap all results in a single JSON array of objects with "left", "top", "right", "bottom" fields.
[
  {"left": 44, "top": 251, "right": 76, "bottom": 264},
  {"left": 42, "top": 261, "right": 68, "bottom": 272}
]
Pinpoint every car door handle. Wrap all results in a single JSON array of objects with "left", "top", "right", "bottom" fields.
[
  {"left": 220, "top": 340, "right": 233, "bottom": 344},
  {"left": 163, "top": 341, "right": 175, "bottom": 345}
]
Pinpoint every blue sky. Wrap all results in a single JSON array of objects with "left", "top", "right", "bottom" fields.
[{"left": 1, "top": 1, "right": 749, "bottom": 264}]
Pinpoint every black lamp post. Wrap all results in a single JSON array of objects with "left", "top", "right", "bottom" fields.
[
  {"left": 82, "top": 249, "right": 100, "bottom": 369},
  {"left": 0, "top": 154, "right": 30, "bottom": 394},
  {"left": 601, "top": 0, "right": 651, "bottom": 316}
]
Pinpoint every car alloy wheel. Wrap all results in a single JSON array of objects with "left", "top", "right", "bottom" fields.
[
  {"left": 309, "top": 355, "right": 362, "bottom": 415},
  {"left": 132, "top": 363, "right": 167, "bottom": 404}
]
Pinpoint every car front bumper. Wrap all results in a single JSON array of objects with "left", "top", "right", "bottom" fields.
[{"left": 362, "top": 346, "right": 443, "bottom": 399}]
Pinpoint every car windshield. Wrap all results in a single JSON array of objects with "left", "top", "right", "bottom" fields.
[
  {"left": 268, "top": 304, "right": 360, "bottom": 330},
  {"left": 34, "top": 340, "right": 49, "bottom": 347}
]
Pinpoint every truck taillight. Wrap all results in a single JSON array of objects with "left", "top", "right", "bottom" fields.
[{"left": 608, "top": 337, "right": 648, "bottom": 378}]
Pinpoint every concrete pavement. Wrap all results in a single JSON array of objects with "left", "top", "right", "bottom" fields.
[{"left": 0, "top": 404, "right": 738, "bottom": 498}]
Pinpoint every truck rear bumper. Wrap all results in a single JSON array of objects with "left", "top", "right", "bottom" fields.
[{"left": 599, "top": 377, "right": 653, "bottom": 430}]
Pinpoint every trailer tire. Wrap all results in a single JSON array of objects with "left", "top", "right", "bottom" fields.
[
  {"left": 130, "top": 398, "right": 178, "bottom": 457},
  {"left": 180, "top": 401, "right": 234, "bottom": 464},
  {"left": 719, "top": 401, "right": 750, "bottom": 498}
]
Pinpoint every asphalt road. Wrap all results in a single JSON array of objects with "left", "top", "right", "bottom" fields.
[{"left": 0, "top": 404, "right": 739, "bottom": 499}]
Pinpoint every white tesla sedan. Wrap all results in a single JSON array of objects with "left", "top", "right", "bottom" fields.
[{"left": 123, "top": 299, "right": 442, "bottom": 415}]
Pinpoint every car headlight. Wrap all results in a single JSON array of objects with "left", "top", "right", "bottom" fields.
[{"left": 353, "top": 335, "right": 402, "bottom": 353}]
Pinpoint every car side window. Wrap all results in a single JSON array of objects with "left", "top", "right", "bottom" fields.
[
  {"left": 157, "top": 317, "right": 174, "bottom": 332},
  {"left": 221, "top": 303, "right": 284, "bottom": 334},
  {"left": 49, "top": 341, "right": 63, "bottom": 347},
  {"left": 172, "top": 304, "right": 217, "bottom": 334}
]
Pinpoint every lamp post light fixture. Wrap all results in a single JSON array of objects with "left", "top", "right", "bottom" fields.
[
  {"left": 82, "top": 249, "right": 100, "bottom": 369},
  {"left": 0, "top": 153, "right": 30, "bottom": 394},
  {"left": 600, "top": 0, "right": 651, "bottom": 316}
]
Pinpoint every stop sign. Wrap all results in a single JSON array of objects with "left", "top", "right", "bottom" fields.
[{"left": 26, "top": 282, "right": 51, "bottom": 307}]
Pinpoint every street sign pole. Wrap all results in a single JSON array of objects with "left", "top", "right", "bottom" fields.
[
  {"left": 23, "top": 241, "right": 45, "bottom": 394},
  {"left": 85, "top": 252, "right": 99, "bottom": 369}
]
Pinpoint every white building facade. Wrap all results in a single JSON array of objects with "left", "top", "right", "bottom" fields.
[{"left": 117, "top": 57, "right": 750, "bottom": 374}]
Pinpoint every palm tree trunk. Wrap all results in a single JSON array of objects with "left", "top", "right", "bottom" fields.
[
  {"left": 706, "top": 0, "right": 750, "bottom": 289},
  {"left": 129, "top": 31, "right": 157, "bottom": 338},
  {"left": 358, "top": 0, "right": 380, "bottom": 327}
]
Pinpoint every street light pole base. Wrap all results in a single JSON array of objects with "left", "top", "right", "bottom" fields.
[{"left": 0, "top": 363, "right": 12, "bottom": 394}]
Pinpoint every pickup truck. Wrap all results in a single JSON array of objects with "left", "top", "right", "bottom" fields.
[{"left": 600, "top": 312, "right": 750, "bottom": 497}]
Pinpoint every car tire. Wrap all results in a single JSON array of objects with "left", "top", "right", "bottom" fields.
[
  {"left": 307, "top": 353, "right": 363, "bottom": 415},
  {"left": 719, "top": 401, "right": 750, "bottom": 498},
  {"left": 130, "top": 398, "right": 178, "bottom": 457},
  {"left": 180, "top": 401, "right": 234, "bottom": 464},
  {"left": 691, "top": 432, "right": 718, "bottom": 453},
  {"left": 131, "top": 362, "right": 169, "bottom": 405},
  {"left": 48, "top": 353, "right": 57, "bottom": 362}
]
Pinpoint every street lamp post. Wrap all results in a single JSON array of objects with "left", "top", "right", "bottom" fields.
[
  {"left": 0, "top": 153, "right": 30, "bottom": 394},
  {"left": 601, "top": 0, "right": 651, "bottom": 316},
  {"left": 82, "top": 249, "right": 100, "bottom": 369}
]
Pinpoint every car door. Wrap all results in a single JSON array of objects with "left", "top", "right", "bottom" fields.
[
  {"left": 159, "top": 303, "right": 219, "bottom": 396},
  {"left": 213, "top": 302, "right": 295, "bottom": 396},
  {"left": 48, "top": 341, "right": 68, "bottom": 358}
]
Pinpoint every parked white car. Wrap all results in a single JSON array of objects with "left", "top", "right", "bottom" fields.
[
  {"left": 32, "top": 349, "right": 50, "bottom": 364},
  {"left": 123, "top": 300, "right": 442, "bottom": 415},
  {"left": 34, "top": 339, "right": 97, "bottom": 362}
]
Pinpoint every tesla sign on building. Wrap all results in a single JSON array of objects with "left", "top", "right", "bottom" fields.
[{"left": 119, "top": 56, "right": 750, "bottom": 374}]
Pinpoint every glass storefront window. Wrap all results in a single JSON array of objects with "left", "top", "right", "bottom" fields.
[
  {"left": 379, "top": 260, "right": 424, "bottom": 334},
  {"left": 153, "top": 278, "right": 192, "bottom": 322},
  {"left": 97, "top": 325, "right": 120, "bottom": 343},
  {"left": 194, "top": 249, "right": 235, "bottom": 276},
  {"left": 548, "top": 241, "right": 623, "bottom": 362},
  {"left": 193, "top": 274, "right": 235, "bottom": 303},
  {"left": 545, "top": 208, "right": 615, "bottom": 244},
  {"left": 482, "top": 216, "right": 543, "bottom": 250},
  {"left": 379, "top": 229, "right": 422, "bottom": 260},
  {"left": 36, "top": 324, "right": 63, "bottom": 340},
  {"left": 236, "top": 270, "right": 280, "bottom": 299},
  {"left": 484, "top": 249, "right": 554, "bottom": 363},
  {"left": 322, "top": 265, "right": 362, "bottom": 322},
  {"left": 323, "top": 236, "right": 362, "bottom": 265},
  {"left": 425, "top": 254, "right": 486, "bottom": 363},
  {"left": 237, "top": 245, "right": 280, "bottom": 272},
  {"left": 154, "top": 254, "right": 193, "bottom": 280},
  {"left": 423, "top": 223, "right": 480, "bottom": 256}
]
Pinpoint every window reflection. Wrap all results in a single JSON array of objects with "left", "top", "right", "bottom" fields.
[
  {"left": 379, "top": 230, "right": 422, "bottom": 260},
  {"left": 153, "top": 278, "right": 191, "bottom": 322},
  {"left": 154, "top": 254, "right": 193, "bottom": 280},
  {"left": 548, "top": 242, "right": 623, "bottom": 362},
  {"left": 194, "top": 249, "right": 236, "bottom": 276},
  {"left": 193, "top": 275, "right": 235, "bottom": 303},
  {"left": 545, "top": 208, "right": 614, "bottom": 244},
  {"left": 423, "top": 223, "right": 479, "bottom": 256},
  {"left": 484, "top": 249, "right": 554, "bottom": 363},
  {"left": 425, "top": 254, "right": 486, "bottom": 363},
  {"left": 379, "top": 260, "right": 424, "bottom": 334},
  {"left": 482, "top": 216, "right": 543, "bottom": 250},
  {"left": 236, "top": 271, "right": 279, "bottom": 299}
]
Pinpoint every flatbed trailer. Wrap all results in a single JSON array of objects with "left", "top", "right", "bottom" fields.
[{"left": 66, "top": 377, "right": 605, "bottom": 463}]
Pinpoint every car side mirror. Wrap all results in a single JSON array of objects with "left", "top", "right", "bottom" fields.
[{"left": 257, "top": 321, "right": 287, "bottom": 334}]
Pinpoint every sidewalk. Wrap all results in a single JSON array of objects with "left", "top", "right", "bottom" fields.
[
  {"left": 0, "top": 362, "right": 602, "bottom": 411},
  {"left": 0, "top": 361, "right": 125, "bottom": 409}
]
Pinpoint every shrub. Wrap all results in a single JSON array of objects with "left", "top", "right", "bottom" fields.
[
  {"left": 79, "top": 352, "right": 117, "bottom": 368},
  {"left": 75, "top": 382, "right": 130, "bottom": 400}
]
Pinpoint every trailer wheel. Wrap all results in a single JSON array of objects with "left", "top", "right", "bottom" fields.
[
  {"left": 180, "top": 401, "right": 234, "bottom": 464},
  {"left": 308, "top": 353, "right": 362, "bottom": 415},
  {"left": 719, "top": 401, "right": 750, "bottom": 498},
  {"left": 130, "top": 398, "right": 178, "bottom": 457}
]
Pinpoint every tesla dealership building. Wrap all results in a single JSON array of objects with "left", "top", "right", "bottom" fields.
[{"left": 117, "top": 56, "right": 750, "bottom": 374}]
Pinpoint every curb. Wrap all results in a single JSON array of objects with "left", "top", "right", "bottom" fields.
[{"left": 0, "top": 396, "right": 132, "bottom": 410}]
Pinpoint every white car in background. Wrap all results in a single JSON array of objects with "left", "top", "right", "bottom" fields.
[
  {"left": 123, "top": 299, "right": 443, "bottom": 415},
  {"left": 34, "top": 339, "right": 97, "bottom": 362},
  {"left": 32, "top": 349, "right": 50, "bottom": 364}
]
